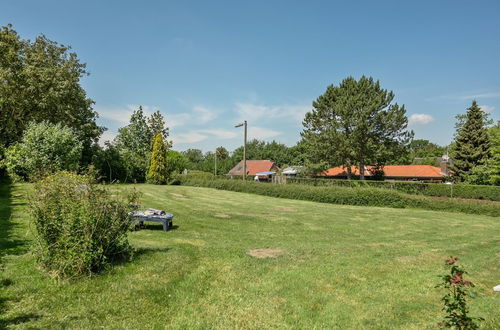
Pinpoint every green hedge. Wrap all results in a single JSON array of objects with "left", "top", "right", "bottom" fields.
[
  {"left": 287, "top": 178, "right": 500, "bottom": 201},
  {"left": 178, "top": 176, "right": 500, "bottom": 217}
]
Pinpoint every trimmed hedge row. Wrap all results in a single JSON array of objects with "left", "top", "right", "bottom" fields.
[
  {"left": 287, "top": 177, "right": 500, "bottom": 201},
  {"left": 178, "top": 176, "right": 500, "bottom": 217}
]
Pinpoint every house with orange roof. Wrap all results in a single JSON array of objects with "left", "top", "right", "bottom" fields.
[
  {"left": 320, "top": 165, "right": 449, "bottom": 182},
  {"left": 228, "top": 160, "right": 279, "bottom": 177}
]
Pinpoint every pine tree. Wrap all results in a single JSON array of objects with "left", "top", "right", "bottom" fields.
[
  {"left": 147, "top": 133, "right": 168, "bottom": 184},
  {"left": 302, "top": 76, "right": 413, "bottom": 179},
  {"left": 451, "top": 101, "right": 491, "bottom": 181}
]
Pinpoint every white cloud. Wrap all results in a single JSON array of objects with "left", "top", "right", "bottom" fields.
[
  {"left": 96, "top": 102, "right": 220, "bottom": 129},
  {"left": 96, "top": 106, "right": 132, "bottom": 124},
  {"left": 168, "top": 113, "right": 191, "bottom": 128},
  {"left": 171, "top": 131, "right": 208, "bottom": 144},
  {"left": 479, "top": 104, "right": 495, "bottom": 113},
  {"left": 198, "top": 129, "right": 237, "bottom": 139},
  {"left": 409, "top": 113, "right": 435, "bottom": 125},
  {"left": 193, "top": 106, "right": 217, "bottom": 123},
  {"left": 248, "top": 126, "right": 282, "bottom": 140},
  {"left": 96, "top": 104, "right": 158, "bottom": 124},
  {"left": 236, "top": 103, "right": 309, "bottom": 123},
  {"left": 171, "top": 128, "right": 237, "bottom": 145},
  {"left": 98, "top": 130, "right": 117, "bottom": 146},
  {"left": 460, "top": 92, "right": 500, "bottom": 100}
]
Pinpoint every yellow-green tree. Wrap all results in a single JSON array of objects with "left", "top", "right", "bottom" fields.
[{"left": 147, "top": 133, "right": 168, "bottom": 184}]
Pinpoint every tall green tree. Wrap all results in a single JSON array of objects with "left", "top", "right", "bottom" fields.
[
  {"left": 489, "top": 122, "right": 500, "bottom": 185},
  {"left": 165, "top": 150, "right": 189, "bottom": 176},
  {"left": 147, "top": 133, "right": 168, "bottom": 184},
  {"left": 302, "top": 76, "right": 413, "bottom": 179},
  {"left": 182, "top": 149, "right": 205, "bottom": 168},
  {"left": 0, "top": 24, "right": 103, "bottom": 164},
  {"left": 465, "top": 121, "right": 500, "bottom": 185},
  {"left": 114, "top": 106, "right": 170, "bottom": 182},
  {"left": 451, "top": 101, "right": 491, "bottom": 182},
  {"left": 215, "top": 146, "right": 229, "bottom": 160},
  {"left": 148, "top": 110, "right": 170, "bottom": 145}
]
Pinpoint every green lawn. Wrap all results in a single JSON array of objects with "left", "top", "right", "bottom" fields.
[{"left": 1, "top": 183, "right": 499, "bottom": 329}]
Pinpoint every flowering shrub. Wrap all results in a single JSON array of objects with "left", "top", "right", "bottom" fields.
[
  {"left": 30, "top": 171, "right": 134, "bottom": 278},
  {"left": 436, "top": 256, "right": 483, "bottom": 329}
]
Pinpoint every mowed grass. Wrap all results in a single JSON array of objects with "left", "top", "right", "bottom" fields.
[{"left": 1, "top": 183, "right": 499, "bottom": 329}]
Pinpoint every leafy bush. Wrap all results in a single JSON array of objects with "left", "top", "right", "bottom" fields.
[
  {"left": 3, "top": 121, "right": 82, "bottom": 181},
  {"left": 29, "top": 172, "right": 134, "bottom": 278},
  {"left": 287, "top": 178, "right": 500, "bottom": 201},
  {"left": 177, "top": 176, "right": 500, "bottom": 217}
]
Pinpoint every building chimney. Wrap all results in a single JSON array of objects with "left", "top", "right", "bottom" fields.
[{"left": 440, "top": 161, "right": 448, "bottom": 176}]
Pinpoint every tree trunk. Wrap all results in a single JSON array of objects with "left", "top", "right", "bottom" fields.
[
  {"left": 359, "top": 162, "right": 365, "bottom": 180},
  {"left": 346, "top": 165, "right": 352, "bottom": 180}
]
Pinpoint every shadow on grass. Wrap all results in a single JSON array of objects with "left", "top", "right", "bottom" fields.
[
  {"left": 135, "top": 224, "right": 179, "bottom": 231},
  {"left": 0, "top": 313, "right": 42, "bottom": 329},
  {"left": 0, "top": 179, "right": 34, "bottom": 328},
  {"left": 134, "top": 246, "right": 172, "bottom": 256}
]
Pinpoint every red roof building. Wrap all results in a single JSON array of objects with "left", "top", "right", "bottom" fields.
[
  {"left": 320, "top": 165, "right": 448, "bottom": 181},
  {"left": 228, "top": 160, "right": 279, "bottom": 176}
]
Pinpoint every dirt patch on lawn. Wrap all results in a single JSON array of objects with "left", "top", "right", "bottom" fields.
[
  {"left": 395, "top": 255, "right": 415, "bottom": 263},
  {"left": 272, "top": 207, "right": 297, "bottom": 212},
  {"left": 170, "top": 193, "right": 186, "bottom": 198},
  {"left": 241, "top": 213, "right": 277, "bottom": 217},
  {"left": 247, "top": 248, "right": 284, "bottom": 258},
  {"left": 214, "top": 213, "right": 231, "bottom": 218}
]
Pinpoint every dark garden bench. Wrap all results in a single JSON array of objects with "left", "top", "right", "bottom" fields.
[{"left": 131, "top": 211, "right": 174, "bottom": 232}]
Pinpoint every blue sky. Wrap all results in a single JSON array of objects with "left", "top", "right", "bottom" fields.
[{"left": 2, "top": 0, "right": 500, "bottom": 152}]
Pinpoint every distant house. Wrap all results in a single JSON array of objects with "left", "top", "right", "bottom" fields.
[
  {"left": 228, "top": 160, "right": 279, "bottom": 176},
  {"left": 319, "top": 165, "right": 449, "bottom": 182},
  {"left": 282, "top": 166, "right": 305, "bottom": 177}
]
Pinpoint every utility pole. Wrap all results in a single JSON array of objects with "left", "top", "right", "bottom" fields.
[
  {"left": 243, "top": 120, "right": 247, "bottom": 181},
  {"left": 214, "top": 147, "right": 217, "bottom": 176},
  {"left": 235, "top": 120, "right": 248, "bottom": 181}
]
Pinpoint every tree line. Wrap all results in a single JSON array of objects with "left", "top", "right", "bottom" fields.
[{"left": 0, "top": 25, "right": 498, "bottom": 185}]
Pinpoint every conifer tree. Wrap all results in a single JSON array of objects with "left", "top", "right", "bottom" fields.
[
  {"left": 147, "top": 133, "right": 168, "bottom": 184},
  {"left": 302, "top": 76, "right": 413, "bottom": 179},
  {"left": 451, "top": 101, "right": 491, "bottom": 181}
]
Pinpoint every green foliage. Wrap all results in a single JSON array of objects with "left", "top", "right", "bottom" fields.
[
  {"left": 287, "top": 177, "right": 500, "bottom": 201},
  {"left": 114, "top": 106, "right": 171, "bottom": 182},
  {"left": 165, "top": 150, "right": 189, "bottom": 176},
  {"left": 303, "top": 161, "right": 329, "bottom": 177},
  {"left": 3, "top": 121, "right": 82, "bottom": 181},
  {"left": 392, "top": 139, "right": 448, "bottom": 166},
  {"left": 147, "top": 133, "right": 168, "bottom": 184},
  {"left": 92, "top": 142, "right": 128, "bottom": 183},
  {"left": 232, "top": 140, "right": 296, "bottom": 168},
  {"left": 302, "top": 76, "right": 413, "bottom": 179},
  {"left": 29, "top": 172, "right": 133, "bottom": 278},
  {"left": 0, "top": 145, "right": 6, "bottom": 178},
  {"left": 0, "top": 24, "right": 103, "bottom": 163},
  {"left": 486, "top": 122, "right": 500, "bottom": 185},
  {"left": 177, "top": 176, "right": 500, "bottom": 216},
  {"left": 411, "top": 139, "right": 447, "bottom": 159},
  {"left": 451, "top": 101, "right": 491, "bottom": 182},
  {"left": 182, "top": 148, "right": 205, "bottom": 166},
  {"left": 436, "top": 257, "right": 483, "bottom": 329}
]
